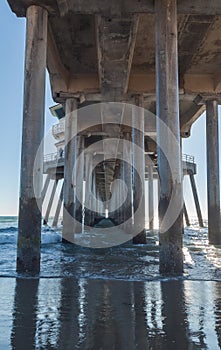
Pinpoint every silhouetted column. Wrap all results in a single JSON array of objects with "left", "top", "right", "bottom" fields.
[
  {"left": 84, "top": 153, "right": 93, "bottom": 227},
  {"left": 62, "top": 98, "right": 78, "bottom": 242},
  {"left": 206, "top": 99, "right": 221, "bottom": 244},
  {"left": 117, "top": 160, "right": 124, "bottom": 225},
  {"left": 183, "top": 202, "right": 190, "bottom": 227},
  {"left": 148, "top": 163, "right": 154, "bottom": 230},
  {"left": 52, "top": 182, "right": 64, "bottom": 227},
  {"left": 155, "top": 0, "right": 183, "bottom": 273},
  {"left": 74, "top": 135, "right": 84, "bottom": 233},
  {"left": 44, "top": 179, "right": 58, "bottom": 225},
  {"left": 189, "top": 173, "right": 204, "bottom": 228},
  {"left": 132, "top": 96, "right": 146, "bottom": 244},
  {"left": 17, "top": 6, "right": 48, "bottom": 272},
  {"left": 123, "top": 132, "right": 133, "bottom": 231},
  {"left": 41, "top": 174, "right": 50, "bottom": 203}
]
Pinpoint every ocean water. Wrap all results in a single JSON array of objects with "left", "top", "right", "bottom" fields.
[{"left": 0, "top": 217, "right": 221, "bottom": 349}]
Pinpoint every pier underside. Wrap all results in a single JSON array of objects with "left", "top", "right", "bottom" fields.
[{"left": 7, "top": 0, "right": 221, "bottom": 273}]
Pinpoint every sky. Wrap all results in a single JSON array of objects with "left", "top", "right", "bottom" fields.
[{"left": 0, "top": 0, "right": 220, "bottom": 218}]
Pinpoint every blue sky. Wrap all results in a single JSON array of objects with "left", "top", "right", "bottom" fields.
[{"left": 0, "top": 0, "right": 220, "bottom": 218}]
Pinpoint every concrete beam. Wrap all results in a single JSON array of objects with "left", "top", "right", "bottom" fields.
[
  {"left": 17, "top": 5, "right": 48, "bottom": 273},
  {"left": 8, "top": 0, "right": 221, "bottom": 17},
  {"left": 51, "top": 73, "right": 221, "bottom": 104},
  {"left": 180, "top": 104, "right": 206, "bottom": 138},
  {"left": 96, "top": 15, "right": 139, "bottom": 101}
]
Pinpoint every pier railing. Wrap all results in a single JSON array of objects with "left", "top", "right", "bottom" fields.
[
  {"left": 44, "top": 152, "right": 195, "bottom": 164},
  {"left": 182, "top": 154, "right": 195, "bottom": 164},
  {"left": 44, "top": 152, "right": 64, "bottom": 163},
  {"left": 52, "top": 121, "right": 65, "bottom": 136}
]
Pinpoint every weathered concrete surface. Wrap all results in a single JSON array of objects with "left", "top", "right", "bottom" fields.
[
  {"left": 84, "top": 153, "right": 93, "bottom": 227},
  {"left": 123, "top": 133, "right": 133, "bottom": 232},
  {"left": 7, "top": 0, "right": 221, "bottom": 136},
  {"left": 206, "top": 99, "right": 221, "bottom": 245},
  {"left": 17, "top": 6, "right": 48, "bottom": 273},
  {"left": 74, "top": 136, "right": 84, "bottom": 232},
  {"left": 155, "top": 0, "right": 183, "bottom": 274},
  {"left": 132, "top": 97, "right": 146, "bottom": 244},
  {"left": 97, "top": 15, "right": 139, "bottom": 101},
  {"left": 62, "top": 98, "right": 78, "bottom": 242}
]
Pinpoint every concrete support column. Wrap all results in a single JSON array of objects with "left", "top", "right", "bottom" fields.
[
  {"left": 109, "top": 175, "right": 117, "bottom": 224},
  {"left": 189, "top": 173, "right": 204, "bottom": 228},
  {"left": 117, "top": 160, "right": 124, "bottom": 225},
  {"left": 17, "top": 6, "right": 48, "bottom": 272},
  {"left": 91, "top": 171, "right": 96, "bottom": 225},
  {"left": 52, "top": 182, "right": 64, "bottom": 227},
  {"left": 44, "top": 179, "right": 58, "bottom": 225},
  {"left": 123, "top": 132, "right": 133, "bottom": 231},
  {"left": 132, "top": 96, "right": 146, "bottom": 244},
  {"left": 84, "top": 152, "right": 93, "bottom": 227},
  {"left": 183, "top": 202, "right": 190, "bottom": 227},
  {"left": 148, "top": 163, "right": 154, "bottom": 231},
  {"left": 62, "top": 98, "right": 78, "bottom": 242},
  {"left": 41, "top": 174, "right": 50, "bottom": 203},
  {"left": 74, "top": 135, "right": 84, "bottom": 232},
  {"left": 155, "top": 0, "right": 183, "bottom": 273},
  {"left": 206, "top": 99, "right": 221, "bottom": 244}
]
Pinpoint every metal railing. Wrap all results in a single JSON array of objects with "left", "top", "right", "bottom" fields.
[
  {"left": 52, "top": 121, "right": 65, "bottom": 135},
  {"left": 44, "top": 151, "right": 195, "bottom": 165},
  {"left": 182, "top": 154, "right": 195, "bottom": 164},
  {"left": 44, "top": 152, "right": 64, "bottom": 163}
]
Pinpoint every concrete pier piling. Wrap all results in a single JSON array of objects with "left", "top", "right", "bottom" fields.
[
  {"left": 17, "top": 6, "right": 48, "bottom": 273},
  {"left": 52, "top": 182, "right": 64, "bottom": 227},
  {"left": 123, "top": 132, "right": 133, "bottom": 232},
  {"left": 155, "top": 0, "right": 183, "bottom": 273},
  {"left": 206, "top": 99, "right": 221, "bottom": 245},
  {"left": 62, "top": 98, "right": 78, "bottom": 242},
  {"left": 183, "top": 202, "right": 190, "bottom": 227},
  {"left": 148, "top": 163, "right": 154, "bottom": 231},
  {"left": 132, "top": 98, "right": 146, "bottom": 244},
  {"left": 44, "top": 179, "right": 58, "bottom": 225},
  {"left": 41, "top": 174, "right": 50, "bottom": 203},
  {"left": 74, "top": 135, "right": 84, "bottom": 233},
  {"left": 84, "top": 153, "right": 93, "bottom": 227},
  {"left": 189, "top": 173, "right": 204, "bottom": 228}
]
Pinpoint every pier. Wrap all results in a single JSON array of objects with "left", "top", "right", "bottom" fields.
[{"left": 6, "top": 0, "right": 221, "bottom": 273}]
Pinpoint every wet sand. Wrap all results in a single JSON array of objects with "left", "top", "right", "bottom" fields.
[
  {"left": 1, "top": 220, "right": 221, "bottom": 349},
  {"left": 0, "top": 277, "right": 221, "bottom": 349}
]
